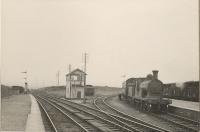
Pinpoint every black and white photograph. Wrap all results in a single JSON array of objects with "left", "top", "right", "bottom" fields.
[{"left": 1, "top": 0, "right": 199, "bottom": 131}]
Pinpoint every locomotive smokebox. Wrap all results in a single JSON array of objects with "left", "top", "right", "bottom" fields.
[{"left": 152, "top": 70, "right": 159, "bottom": 79}]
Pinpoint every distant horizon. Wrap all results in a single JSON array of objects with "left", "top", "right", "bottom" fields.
[{"left": 2, "top": 79, "right": 199, "bottom": 89}]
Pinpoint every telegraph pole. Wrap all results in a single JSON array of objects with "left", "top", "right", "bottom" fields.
[
  {"left": 21, "top": 71, "right": 28, "bottom": 93},
  {"left": 69, "top": 64, "right": 71, "bottom": 99},
  {"left": 83, "top": 53, "right": 87, "bottom": 103}
]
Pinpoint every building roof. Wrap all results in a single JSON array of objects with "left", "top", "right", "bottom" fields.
[{"left": 66, "top": 68, "right": 87, "bottom": 76}]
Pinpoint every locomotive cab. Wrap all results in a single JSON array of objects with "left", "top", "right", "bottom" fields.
[{"left": 141, "top": 89, "right": 147, "bottom": 98}]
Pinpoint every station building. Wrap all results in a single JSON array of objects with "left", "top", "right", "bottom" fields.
[{"left": 66, "top": 68, "right": 86, "bottom": 99}]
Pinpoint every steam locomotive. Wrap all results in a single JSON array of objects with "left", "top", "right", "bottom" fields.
[{"left": 119, "top": 70, "right": 172, "bottom": 112}]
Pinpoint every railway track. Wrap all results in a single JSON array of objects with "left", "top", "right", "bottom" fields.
[
  {"left": 55, "top": 96, "right": 169, "bottom": 132},
  {"left": 94, "top": 96, "right": 170, "bottom": 132},
  {"left": 96, "top": 95, "right": 199, "bottom": 132},
  {"left": 34, "top": 94, "right": 136, "bottom": 132},
  {"left": 35, "top": 95, "right": 90, "bottom": 132},
  {"left": 36, "top": 94, "right": 173, "bottom": 132},
  {"left": 36, "top": 98, "right": 58, "bottom": 132},
  {"left": 151, "top": 112, "right": 199, "bottom": 132}
]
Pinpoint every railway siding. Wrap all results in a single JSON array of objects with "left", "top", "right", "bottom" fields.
[
  {"left": 105, "top": 95, "right": 199, "bottom": 132},
  {"left": 35, "top": 94, "right": 134, "bottom": 132},
  {"left": 31, "top": 93, "right": 200, "bottom": 132}
]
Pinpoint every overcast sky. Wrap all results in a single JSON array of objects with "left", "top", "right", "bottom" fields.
[{"left": 1, "top": 0, "right": 199, "bottom": 88}]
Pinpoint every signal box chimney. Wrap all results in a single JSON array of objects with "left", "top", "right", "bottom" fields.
[{"left": 152, "top": 70, "right": 159, "bottom": 79}]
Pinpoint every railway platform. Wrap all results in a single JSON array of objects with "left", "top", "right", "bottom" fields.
[
  {"left": 168, "top": 99, "right": 199, "bottom": 121},
  {"left": 169, "top": 99, "right": 199, "bottom": 112},
  {"left": 1, "top": 94, "right": 31, "bottom": 131},
  {"left": 1, "top": 94, "right": 45, "bottom": 131},
  {"left": 25, "top": 94, "right": 45, "bottom": 132}
]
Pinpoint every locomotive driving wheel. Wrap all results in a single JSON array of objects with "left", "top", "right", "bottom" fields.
[
  {"left": 160, "top": 105, "right": 168, "bottom": 113},
  {"left": 145, "top": 103, "right": 152, "bottom": 112}
]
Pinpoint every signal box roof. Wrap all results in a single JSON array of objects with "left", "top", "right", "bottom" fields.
[{"left": 66, "top": 68, "right": 87, "bottom": 76}]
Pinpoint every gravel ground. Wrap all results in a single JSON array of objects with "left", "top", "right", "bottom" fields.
[
  {"left": 106, "top": 96, "right": 185, "bottom": 132},
  {"left": 66, "top": 97, "right": 96, "bottom": 108},
  {"left": 1, "top": 94, "right": 31, "bottom": 131}
]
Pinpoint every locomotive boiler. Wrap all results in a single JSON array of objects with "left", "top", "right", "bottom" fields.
[{"left": 120, "top": 70, "right": 172, "bottom": 112}]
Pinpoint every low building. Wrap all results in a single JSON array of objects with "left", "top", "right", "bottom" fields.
[
  {"left": 85, "top": 86, "right": 95, "bottom": 96},
  {"left": 12, "top": 86, "right": 25, "bottom": 94},
  {"left": 66, "top": 68, "right": 86, "bottom": 98}
]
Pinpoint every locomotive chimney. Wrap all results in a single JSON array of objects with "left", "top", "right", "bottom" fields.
[{"left": 152, "top": 70, "right": 158, "bottom": 79}]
